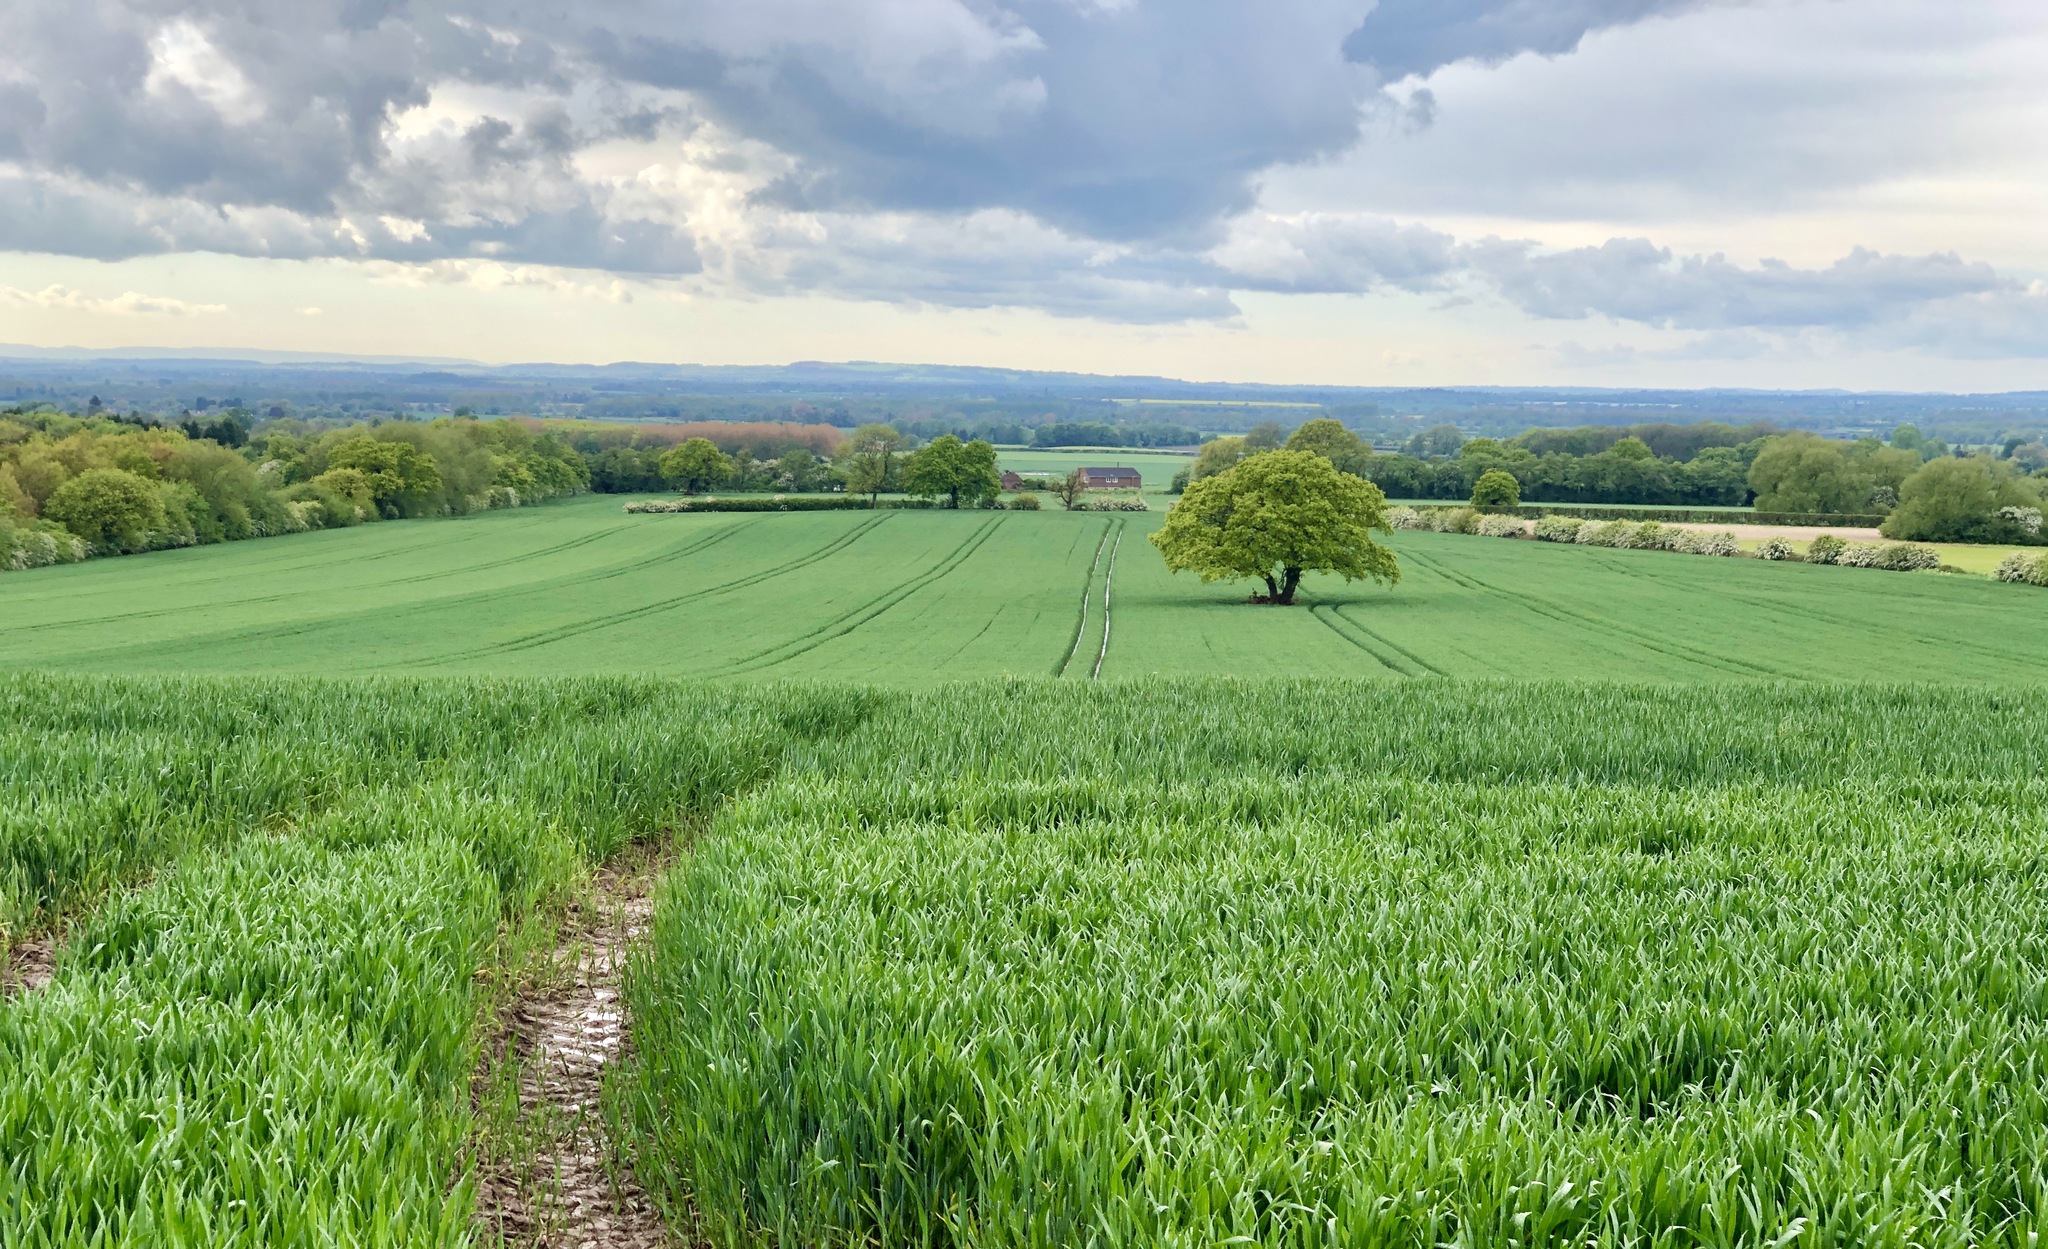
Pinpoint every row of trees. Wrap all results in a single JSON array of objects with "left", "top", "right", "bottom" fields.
[
  {"left": 1, "top": 409, "right": 588, "bottom": 564},
  {"left": 1180, "top": 419, "right": 2048, "bottom": 539},
  {"left": 649, "top": 426, "right": 1006, "bottom": 509},
  {"left": 1176, "top": 422, "right": 1758, "bottom": 507}
]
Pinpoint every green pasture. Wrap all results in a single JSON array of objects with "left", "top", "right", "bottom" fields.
[
  {"left": 996, "top": 447, "right": 1192, "bottom": 490},
  {"left": 3, "top": 493, "right": 2044, "bottom": 681}
]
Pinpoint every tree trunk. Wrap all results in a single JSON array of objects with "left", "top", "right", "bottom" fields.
[
  {"left": 1263, "top": 573, "right": 1281, "bottom": 601},
  {"left": 1276, "top": 566, "right": 1302, "bottom": 605}
]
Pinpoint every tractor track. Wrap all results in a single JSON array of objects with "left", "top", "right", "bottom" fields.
[
  {"left": 719, "top": 515, "right": 1007, "bottom": 675},
  {"left": 1057, "top": 520, "right": 1114, "bottom": 679},
  {"left": 452, "top": 514, "right": 894, "bottom": 663}
]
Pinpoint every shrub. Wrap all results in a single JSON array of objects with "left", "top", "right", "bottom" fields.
[
  {"left": 1387, "top": 506, "right": 1424, "bottom": 530},
  {"left": 1999, "top": 506, "right": 2043, "bottom": 538},
  {"left": 1886, "top": 542, "right": 1941, "bottom": 571},
  {"left": 1475, "top": 512, "right": 1527, "bottom": 538},
  {"left": 626, "top": 497, "right": 935, "bottom": 513},
  {"left": 1677, "top": 529, "right": 1740, "bottom": 557},
  {"left": 1756, "top": 537, "right": 1800, "bottom": 561},
  {"left": 1577, "top": 520, "right": 1637, "bottom": 547},
  {"left": 0, "top": 511, "right": 89, "bottom": 569},
  {"left": 1429, "top": 506, "right": 1479, "bottom": 534},
  {"left": 1081, "top": 493, "right": 1149, "bottom": 512},
  {"left": 1626, "top": 521, "right": 1673, "bottom": 550},
  {"left": 1995, "top": 551, "right": 2048, "bottom": 586},
  {"left": 1006, "top": 493, "right": 1042, "bottom": 511},
  {"left": 1838, "top": 541, "right": 1940, "bottom": 571},
  {"left": 1533, "top": 515, "right": 1583, "bottom": 543},
  {"left": 1805, "top": 534, "right": 1848, "bottom": 565}
]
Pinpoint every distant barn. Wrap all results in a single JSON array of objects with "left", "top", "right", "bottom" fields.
[
  {"left": 1080, "top": 467, "right": 1142, "bottom": 490},
  {"left": 1000, "top": 471, "right": 1026, "bottom": 490}
]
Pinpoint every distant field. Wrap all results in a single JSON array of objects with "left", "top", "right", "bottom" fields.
[
  {"left": 4, "top": 494, "right": 2046, "bottom": 681},
  {"left": 997, "top": 447, "right": 1192, "bottom": 490}
]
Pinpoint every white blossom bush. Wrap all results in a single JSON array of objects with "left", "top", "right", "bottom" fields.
[
  {"left": 1475, "top": 513, "right": 1528, "bottom": 538},
  {"left": 1577, "top": 520, "right": 1637, "bottom": 547},
  {"left": 1425, "top": 506, "right": 1480, "bottom": 534},
  {"left": 1995, "top": 551, "right": 2048, "bottom": 585},
  {"left": 1625, "top": 522, "right": 1675, "bottom": 550},
  {"left": 1533, "top": 515, "right": 1583, "bottom": 543},
  {"left": 1998, "top": 506, "right": 2043, "bottom": 536},
  {"left": 1805, "top": 534, "right": 1848, "bottom": 565},
  {"left": 1387, "top": 506, "right": 1423, "bottom": 530},
  {"left": 1756, "top": 537, "right": 1800, "bottom": 561},
  {"left": 1678, "top": 530, "right": 1741, "bottom": 557},
  {"left": 0, "top": 518, "right": 89, "bottom": 570},
  {"left": 1839, "top": 541, "right": 1940, "bottom": 571},
  {"left": 1886, "top": 543, "right": 1942, "bottom": 571}
]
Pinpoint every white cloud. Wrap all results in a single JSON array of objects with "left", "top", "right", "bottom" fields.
[
  {"left": 0, "top": 0, "right": 2044, "bottom": 378},
  {"left": 0, "top": 284, "right": 226, "bottom": 315}
]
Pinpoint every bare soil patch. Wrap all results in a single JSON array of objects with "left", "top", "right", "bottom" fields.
[
  {"left": 472, "top": 849, "right": 683, "bottom": 1248},
  {"left": 3, "top": 936, "right": 55, "bottom": 998}
]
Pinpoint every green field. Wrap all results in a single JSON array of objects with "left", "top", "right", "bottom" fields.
[
  {"left": 996, "top": 447, "right": 1193, "bottom": 490},
  {"left": 10, "top": 678, "right": 2048, "bottom": 1245},
  {"left": 4, "top": 494, "right": 2045, "bottom": 681}
]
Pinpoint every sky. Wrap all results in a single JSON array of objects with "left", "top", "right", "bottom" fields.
[{"left": 1, "top": 0, "right": 2045, "bottom": 389}]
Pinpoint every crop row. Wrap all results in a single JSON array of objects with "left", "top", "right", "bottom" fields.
[
  {"left": 0, "top": 676, "right": 877, "bottom": 1245},
  {"left": 9, "top": 678, "right": 2048, "bottom": 1245},
  {"left": 622, "top": 681, "right": 2048, "bottom": 1248}
]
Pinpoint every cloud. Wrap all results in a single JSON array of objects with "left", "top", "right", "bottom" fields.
[
  {"left": 0, "top": 0, "right": 2041, "bottom": 367},
  {"left": 1210, "top": 213, "right": 2048, "bottom": 355},
  {"left": 0, "top": 0, "right": 1727, "bottom": 269},
  {"left": 1342, "top": 0, "right": 1709, "bottom": 79},
  {"left": 1277, "top": 2, "right": 2048, "bottom": 234},
  {"left": 0, "top": 284, "right": 226, "bottom": 315},
  {"left": 1471, "top": 239, "right": 2013, "bottom": 329}
]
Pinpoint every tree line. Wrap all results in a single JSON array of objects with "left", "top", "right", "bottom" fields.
[
  {"left": 1, "top": 408, "right": 588, "bottom": 569},
  {"left": 1176, "top": 419, "right": 2048, "bottom": 540},
  {"left": 634, "top": 425, "right": 1007, "bottom": 509}
]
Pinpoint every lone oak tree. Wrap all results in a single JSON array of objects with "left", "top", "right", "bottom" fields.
[{"left": 1150, "top": 449, "right": 1399, "bottom": 605}]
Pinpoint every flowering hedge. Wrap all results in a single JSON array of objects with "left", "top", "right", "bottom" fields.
[
  {"left": 625, "top": 497, "right": 935, "bottom": 513},
  {"left": 1995, "top": 551, "right": 2048, "bottom": 586}
]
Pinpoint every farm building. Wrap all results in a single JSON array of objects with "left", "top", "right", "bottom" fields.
[
  {"left": 1081, "top": 467, "right": 1143, "bottom": 489},
  {"left": 1000, "top": 471, "right": 1026, "bottom": 490}
]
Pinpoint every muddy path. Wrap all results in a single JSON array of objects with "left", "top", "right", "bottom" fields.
[{"left": 472, "top": 849, "right": 683, "bottom": 1248}]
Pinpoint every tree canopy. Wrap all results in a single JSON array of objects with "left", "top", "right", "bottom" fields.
[
  {"left": 1150, "top": 450, "right": 1399, "bottom": 606},
  {"left": 1285, "top": 419, "right": 1369, "bottom": 474},
  {"left": 1881, "top": 457, "right": 2042, "bottom": 543},
  {"left": 837, "top": 423, "right": 903, "bottom": 504},
  {"left": 658, "top": 438, "right": 734, "bottom": 495},
  {"left": 321, "top": 436, "right": 445, "bottom": 515},
  {"left": 1471, "top": 469, "right": 1521, "bottom": 511},
  {"left": 903, "top": 435, "right": 1000, "bottom": 508},
  {"left": 42, "top": 468, "right": 165, "bottom": 553}
]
